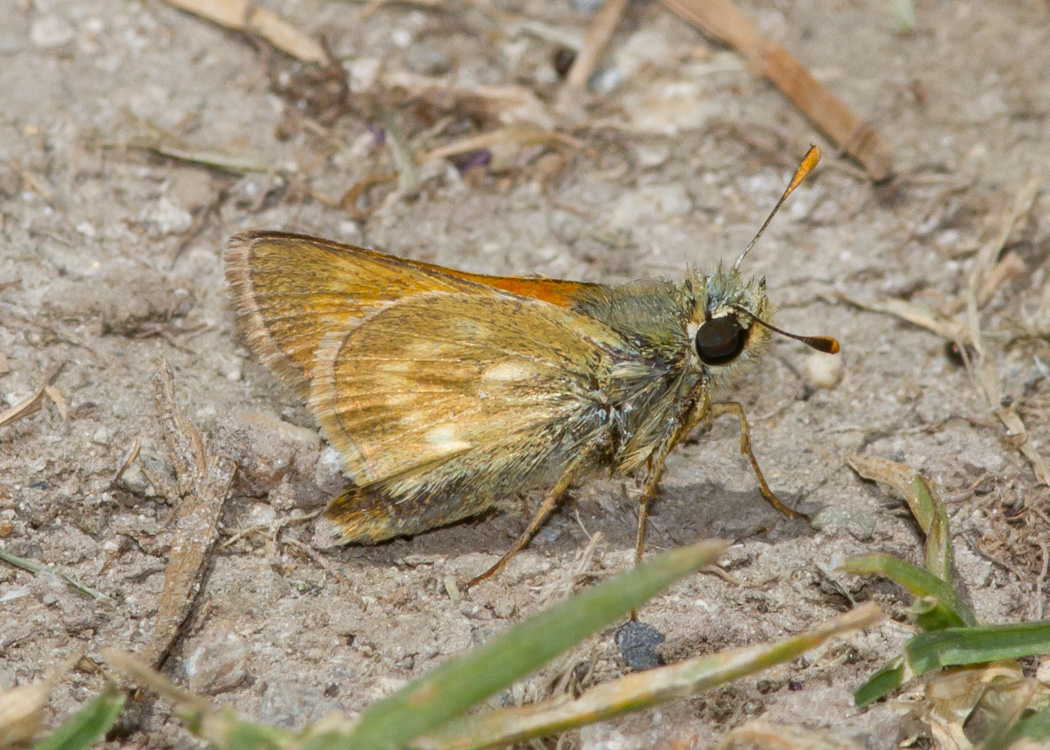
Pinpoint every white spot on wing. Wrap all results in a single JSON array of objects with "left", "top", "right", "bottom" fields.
[
  {"left": 407, "top": 339, "right": 449, "bottom": 358},
  {"left": 424, "top": 424, "right": 471, "bottom": 453},
  {"left": 379, "top": 360, "right": 414, "bottom": 374},
  {"left": 455, "top": 320, "right": 488, "bottom": 337},
  {"left": 482, "top": 362, "right": 534, "bottom": 383}
]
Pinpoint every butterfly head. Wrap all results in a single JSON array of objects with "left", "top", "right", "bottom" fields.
[{"left": 685, "top": 268, "right": 771, "bottom": 381}]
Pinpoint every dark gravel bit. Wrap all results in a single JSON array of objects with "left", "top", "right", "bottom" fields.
[{"left": 614, "top": 620, "right": 665, "bottom": 671}]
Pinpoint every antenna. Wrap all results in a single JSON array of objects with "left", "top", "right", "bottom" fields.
[
  {"left": 732, "top": 304, "right": 840, "bottom": 354},
  {"left": 734, "top": 145, "right": 822, "bottom": 271}
]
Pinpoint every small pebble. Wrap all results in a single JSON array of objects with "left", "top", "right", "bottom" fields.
[
  {"left": 609, "top": 184, "right": 692, "bottom": 228},
  {"left": 247, "top": 502, "right": 277, "bottom": 527},
  {"left": 184, "top": 623, "right": 249, "bottom": 695},
  {"left": 31, "top": 15, "right": 74, "bottom": 48},
  {"left": 615, "top": 620, "right": 664, "bottom": 670},
  {"left": 804, "top": 352, "right": 843, "bottom": 389},
  {"left": 138, "top": 196, "right": 193, "bottom": 235},
  {"left": 634, "top": 142, "right": 672, "bottom": 169},
  {"left": 403, "top": 42, "right": 451, "bottom": 76},
  {"left": 569, "top": 0, "right": 605, "bottom": 14},
  {"left": 1036, "top": 658, "right": 1050, "bottom": 685}
]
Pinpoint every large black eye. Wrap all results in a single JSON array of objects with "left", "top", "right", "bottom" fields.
[{"left": 695, "top": 316, "right": 747, "bottom": 365}]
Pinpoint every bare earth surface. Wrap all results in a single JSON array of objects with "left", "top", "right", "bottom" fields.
[{"left": 2, "top": 0, "right": 1049, "bottom": 747}]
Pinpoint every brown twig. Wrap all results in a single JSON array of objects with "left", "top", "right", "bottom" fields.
[
  {"left": 1036, "top": 540, "right": 1048, "bottom": 621},
  {"left": 659, "top": 0, "right": 893, "bottom": 180},
  {"left": 282, "top": 536, "right": 348, "bottom": 586}
]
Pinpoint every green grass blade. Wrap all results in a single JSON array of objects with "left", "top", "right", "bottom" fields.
[
  {"left": 32, "top": 685, "right": 125, "bottom": 750},
  {"left": 904, "top": 621, "right": 1050, "bottom": 675},
  {"left": 336, "top": 539, "right": 731, "bottom": 750},
  {"left": 413, "top": 603, "right": 883, "bottom": 750},
  {"left": 853, "top": 657, "right": 906, "bottom": 709},
  {"left": 1005, "top": 702, "right": 1050, "bottom": 744},
  {"left": 102, "top": 649, "right": 296, "bottom": 750},
  {"left": 846, "top": 455, "right": 952, "bottom": 582},
  {"left": 838, "top": 554, "right": 976, "bottom": 628},
  {"left": 911, "top": 475, "right": 952, "bottom": 584}
]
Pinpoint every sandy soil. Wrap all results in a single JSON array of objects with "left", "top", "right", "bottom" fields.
[{"left": 1, "top": 0, "right": 1049, "bottom": 747}]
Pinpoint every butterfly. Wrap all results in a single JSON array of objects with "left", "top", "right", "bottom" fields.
[{"left": 225, "top": 146, "right": 836, "bottom": 587}]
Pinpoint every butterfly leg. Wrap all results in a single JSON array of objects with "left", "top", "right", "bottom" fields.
[
  {"left": 634, "top": 471, "right": 664, "bottom": 567},
  {"left": 632, "top": 386, "right": 713, "bottom": 568},
  {"left": 708, "top": 401, "right": 808, "bottom": 520},
  {"left": 465, "top": 460, "right": 584, "bottom": 590}
]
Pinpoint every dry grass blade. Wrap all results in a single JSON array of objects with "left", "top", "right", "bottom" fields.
[
  {"left": 101, "top": 649, "right": 209, "bottom": 714},
  {"left": 659, "top": 0, "right": 893, "bottom": 180},
  {"left": 0, "top": 365, "right": 62, "bottom": 429},
  {"left": 412, "top": 603, "right": 883, "bottom": 750},
  {"left": 847, "top": 454, "right": 952, "bottom": 583},
  {"left": 976, "top": 251, "right": 1025, "bottom": 310},
  {"left": 0, "top": 387, "right": 46, "bottom": 429},
  {"left": 0, "top": 652, "right": 80, "bottom": 746},
  {"left": 419, "top": 126, "right": 580, "bottom": 164},
  {"left": 382, "top": 72, "right": 557, "bottom": 129},
  {"left": 966, "top": 177, "right": 1043, "bottom": 324},
  {"left": 835, "top": 294, "right": 970, "bottom": 343},
  {"left": 163, "top": 0, "right": 326, "bottom": 63},
  {"left": 145, "top": 362, "right": 236, "bottom": 667},
  {"left": 715, "top": 720, "right": 867, "bottom": 750},
  {"left": 0, "top": 546, "right": 112, "bottom": 601},
  {"left": 379, "top": 109, "right": 421, "bottom": 198},
  {"left": 964, "top": 178, "right": 1050, "bottom": 485}
]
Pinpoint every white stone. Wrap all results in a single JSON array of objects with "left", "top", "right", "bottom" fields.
[
  {"left": 31, "top": 15, "right": 74, "bottom": 48},
  {"left": 804, "top": 352, "right": 843, "bottom": 389},
  {"left": 610, "top": 184, "right": 693, "bottom": 228}
]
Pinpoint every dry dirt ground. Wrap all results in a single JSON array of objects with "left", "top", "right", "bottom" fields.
[{"left": 2, "top": 0, "right": 1050, "bottom": 747}]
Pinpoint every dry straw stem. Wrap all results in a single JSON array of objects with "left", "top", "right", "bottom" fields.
[
  {"left": 381, "top": 71, "right": 558, "bottom": 129},
  {"left": 163, "top": 0, "right": 326, "bottom": 63},
  {"left": 659, "top": 0, "right": 893, "bottom": 180},
  {"left": 145, "top": 362, "right": 236, "bottom": 667},
  {"left": 419, "top": 126, "right": 580, "bottom": 164},
  {"left": 412, "top": 603, "right": 883, "bottom": 750},
  {"left": 565, "top": 0, "right": 630, "bottom": 91},
  {"left": 132, "top": 139, "right": 270, "bottom": 175}
]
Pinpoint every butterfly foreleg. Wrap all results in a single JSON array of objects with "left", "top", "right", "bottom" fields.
[{"left": 708, "top": 401, "right": 808, "bottom": 520}]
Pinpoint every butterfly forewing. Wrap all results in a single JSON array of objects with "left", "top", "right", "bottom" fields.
[
  {"left": 226, "top": 232, "right": 486, "bottom": 396},
  {"left": 309, "top": 290, "right": 626, "bottom": 487}
]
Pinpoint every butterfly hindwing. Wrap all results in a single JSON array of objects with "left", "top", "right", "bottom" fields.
[{"left": 309, "top": 290, "right": 631, "bottom": 541}]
